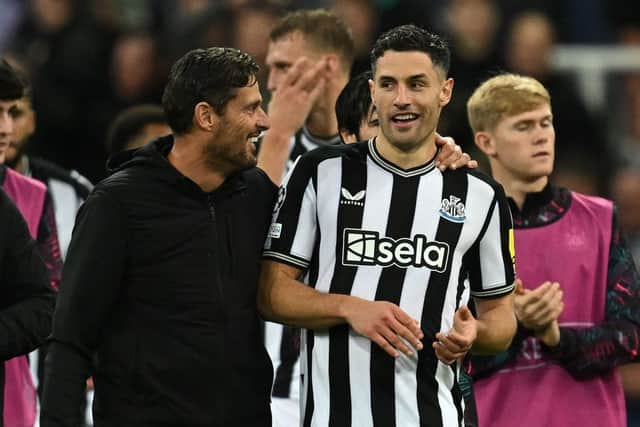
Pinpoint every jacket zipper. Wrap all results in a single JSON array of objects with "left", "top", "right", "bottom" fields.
[{"left": 206, "top": 195, "right": 225, "bottom": 313}]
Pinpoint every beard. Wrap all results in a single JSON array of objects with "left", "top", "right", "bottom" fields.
[{"left": 203, "top": 138, "right": 257, "bottom": 175}]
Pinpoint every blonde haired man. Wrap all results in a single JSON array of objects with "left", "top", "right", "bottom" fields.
[{"left": 467, "top": 73, "right": 640, "bottom": 427}]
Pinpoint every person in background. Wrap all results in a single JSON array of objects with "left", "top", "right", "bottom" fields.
[
  {"left": 467, "top": 73, "right": 640, "bottom": 427},
  {"left": 0, "top": 57, "right": 56, "bottom": 427},
  {"left": 104, "top": 103, "right": 170, "bottom": 155}
]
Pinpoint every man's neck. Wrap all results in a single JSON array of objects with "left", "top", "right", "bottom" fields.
[
  {"left": 494, "top": 172, "right": 548, "bottom": 210},
  {"left": 14, "top": 155, "right": 28, "bottom": 175},
  {"left": 375, "top": 133, "right": 438, "bottom": 170},
  {"left": 169, "top": 134, "right": 226, "bottom": 193}
]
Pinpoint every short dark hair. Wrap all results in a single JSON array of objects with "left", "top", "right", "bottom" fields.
[
  {"left": 106, "top": 104, "right": 167, "bottom": 154},
  {"left": 370, "top": 25, "right": 450, "bottom": 76},
  {"left": 335, "top": 71, "right": 373, "bottom": 142},
  {"left": 161, "top": 47, "right": 259, "bottom": 134},
  {"left": 0, "top": 58, "right": 24, "bottom": 100},
  {"left": 270, "top": 9, "right": 355, "bottom": 72}
]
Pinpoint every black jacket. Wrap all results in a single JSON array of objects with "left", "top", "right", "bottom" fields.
[
  {"left": 41, "top": 137, "right": 277, "bottom": 426},
  {"left": 0, "top": 188, "right": 54, "bottom": 418}
]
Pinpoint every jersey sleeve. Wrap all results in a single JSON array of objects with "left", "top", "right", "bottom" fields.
[
  {"left": 468, "top": 183, "right": 515, "bottom": 298},
  {"left": 263, "top": 155, "right": 318, "bottom": 270}
]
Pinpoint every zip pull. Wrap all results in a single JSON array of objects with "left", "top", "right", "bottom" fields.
[{"left": 207, "top": 195, "right": 216, "bottom": 221}]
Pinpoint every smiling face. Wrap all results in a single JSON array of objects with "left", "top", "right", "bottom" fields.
[
  {"left": 370, "top": 50, "right": 453, "bottom": 153},
  {"left": 482, "top": 104, "right": 555, "bottom": 185},
  {"left": 205, "top": 82, "right": 269, "bottom": 174}
]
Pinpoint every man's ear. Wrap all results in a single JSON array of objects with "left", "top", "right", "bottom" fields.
[
  {"left": 340, "top": 129, "right": 357, "bottom": 144},
  {"left": 439, "top": 78, "right": 454, "bottom": 106},
  {"left": 369, "top": 78, "right": 376, "bottom": 106},
  {"left": 193, "top": 101, "right": 216, "bottom": 131},
  {"left": 474, "top": 131, "right": 497, "bottom": 157},
  {"left": 325, "top": 54, "right": 340, "bottom": 77}
]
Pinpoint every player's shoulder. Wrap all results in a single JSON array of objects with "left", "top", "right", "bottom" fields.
[
  {"left": 443, "top": 167, "right": 507, "bottom": 202},
  {"left": 297, "top": 141, "right": 364, "bottom": 168},
  {"left": 569, "top": 189, "right": 613, "bottom": 215},
  {"left": 464, "top": 168, "right": 506, "bottom": 197}
]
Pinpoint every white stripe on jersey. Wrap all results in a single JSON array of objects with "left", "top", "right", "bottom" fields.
[
  {"left": 307, "top": 157, "right": 342, "bottom": 426},
  {"left": 347, "top": 159, "right": 394, "bottom": 425}
]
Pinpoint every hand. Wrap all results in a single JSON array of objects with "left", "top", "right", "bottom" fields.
[
  {"left": 343, "top": 297, "right": 424, "bottom": 358},
  {"left": 267, "top": 57, "right": 328, "bottom": 136},
  {"left": 433, "top": 306, "right": 477, "bottom": 364},
  {"left": 435, "top": 134, "right": 478, "bottom": 171},
  {"left": 535, "top": 319, "right": 561, "bottom": 347},
  {"left": 514, "top": 279, "right": 564, "bottom": 331}
]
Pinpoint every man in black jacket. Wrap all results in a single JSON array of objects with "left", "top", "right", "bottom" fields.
[
  {"left": 41, "top": 47, "right": 276, "bottom": 427},
  {"left": 0, "top": 57, "right": 55, "bottom": 421}
]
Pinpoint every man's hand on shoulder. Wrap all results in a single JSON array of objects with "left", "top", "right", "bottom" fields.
[{"left": 434, "top": 134, "right": 478, "bottom": 171}]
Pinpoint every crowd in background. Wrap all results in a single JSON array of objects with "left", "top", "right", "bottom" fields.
[{"left": 1, "top": 0, "right": 640, "bottom": 424}]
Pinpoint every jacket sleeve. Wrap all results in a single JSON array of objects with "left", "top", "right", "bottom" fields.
[
  {"left": 544, "top": 207, "right": 640, "bottom": 379},
  {"left": 40, "top": 188, "right": 127, "bottom": 426},
  {"left": 0, "top": 192, "right": 55, "bottom": 359}
]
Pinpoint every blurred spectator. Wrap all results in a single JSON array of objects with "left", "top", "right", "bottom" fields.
[
  {"left": 8, "top": 0, "right": 116, "bottom": 183},
  {"left": 105, "top": 104, "right": 170, "bottom": 155},
  {"left": 5, "top": 81, "right": 92, "bottom": 259},
  {"left": 231, "top": 3, "right": 283, "bottom": 98},
  {"left": 505, "top": 11, "right": 608, "bottom": 193},
  {"left": 439, "top": 0, "right": 504, "bottom": 167},
  {"left": 330, "top": 0, "right": 380, "bottom": 76}
]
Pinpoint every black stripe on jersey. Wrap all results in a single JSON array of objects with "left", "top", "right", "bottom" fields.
[
  {"left": 273, "top": 325, "right": 299, "bottom": 397},
  {"left": 371, "top": 175, "right": 421, "bottom": 427},
  {"left": 263, "top": 154, "right": 316, "bottom": 266},
  {"left": 417, "top": 169, "right": 468, "bottom": 427},
  {"left": 303, "top": 330, "right": 315, "bottom": 427},
  {"left": 290, "top": 130, "right": 307, "bottom": 161},
  {"left": 451, "top": 366, "right": 464, "bottom": 426},
  {"left": 327, "top": 155, "right": 368, "bottom": 427}
]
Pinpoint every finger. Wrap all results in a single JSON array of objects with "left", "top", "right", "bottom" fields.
[
  {"left": 466, "top": 159, "right": 479, "bottom": 169},
  {"left": 295, "top": 58, "right": 328, "bottom": 92},
  {"left": 451, "top": 152, "right": 471, "bottom": 169},
  {"left": 379, "top": 326, "right": 414, "bottom": 356},
  {"left": 281, "top": 57, "right": 311, "bottom": 88},
  {"left": 515, "top": 278, "right": 525, "bottom": 295},
  {"left": 433, "top": 341, "right": 457, "bottom": 364},
  {"left": 445, "top": 330, "right": 474, "bottom": 350},
  {"left": 527, "top": 289, "right": 563, "bottom": 326},
  {"left": 436, "top": 143, "right": 461, "bottom": 171},
  {"left": 456, "top": 305, "right": 473, "bottom": 321},
  {"left": 392, "top": 306, "right": 424, "bottom": 340},
  {"left": 388, "top": 317, "right": 424, "bottom": 351},
  {"left": 371, "top": 332, "right": 400, "bottom": 358},
  {"left": 306, "top": 76, "right": 326, "bottom": 104}
]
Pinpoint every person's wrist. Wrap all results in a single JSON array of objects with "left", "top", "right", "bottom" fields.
[{"left": 535, "top": 322, "right": 560, "bottom": 347}]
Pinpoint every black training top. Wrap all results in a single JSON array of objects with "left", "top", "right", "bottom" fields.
[{"left": 41, "top": 135, "right": 277, "bottom": 427}]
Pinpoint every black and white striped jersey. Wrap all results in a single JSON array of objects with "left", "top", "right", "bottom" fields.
[
  {"left": 264, "top": 126, "right": 342, "bottom": 401},
  {"left": 263, "top": 138, "right": 515, "bottom": 427}
]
